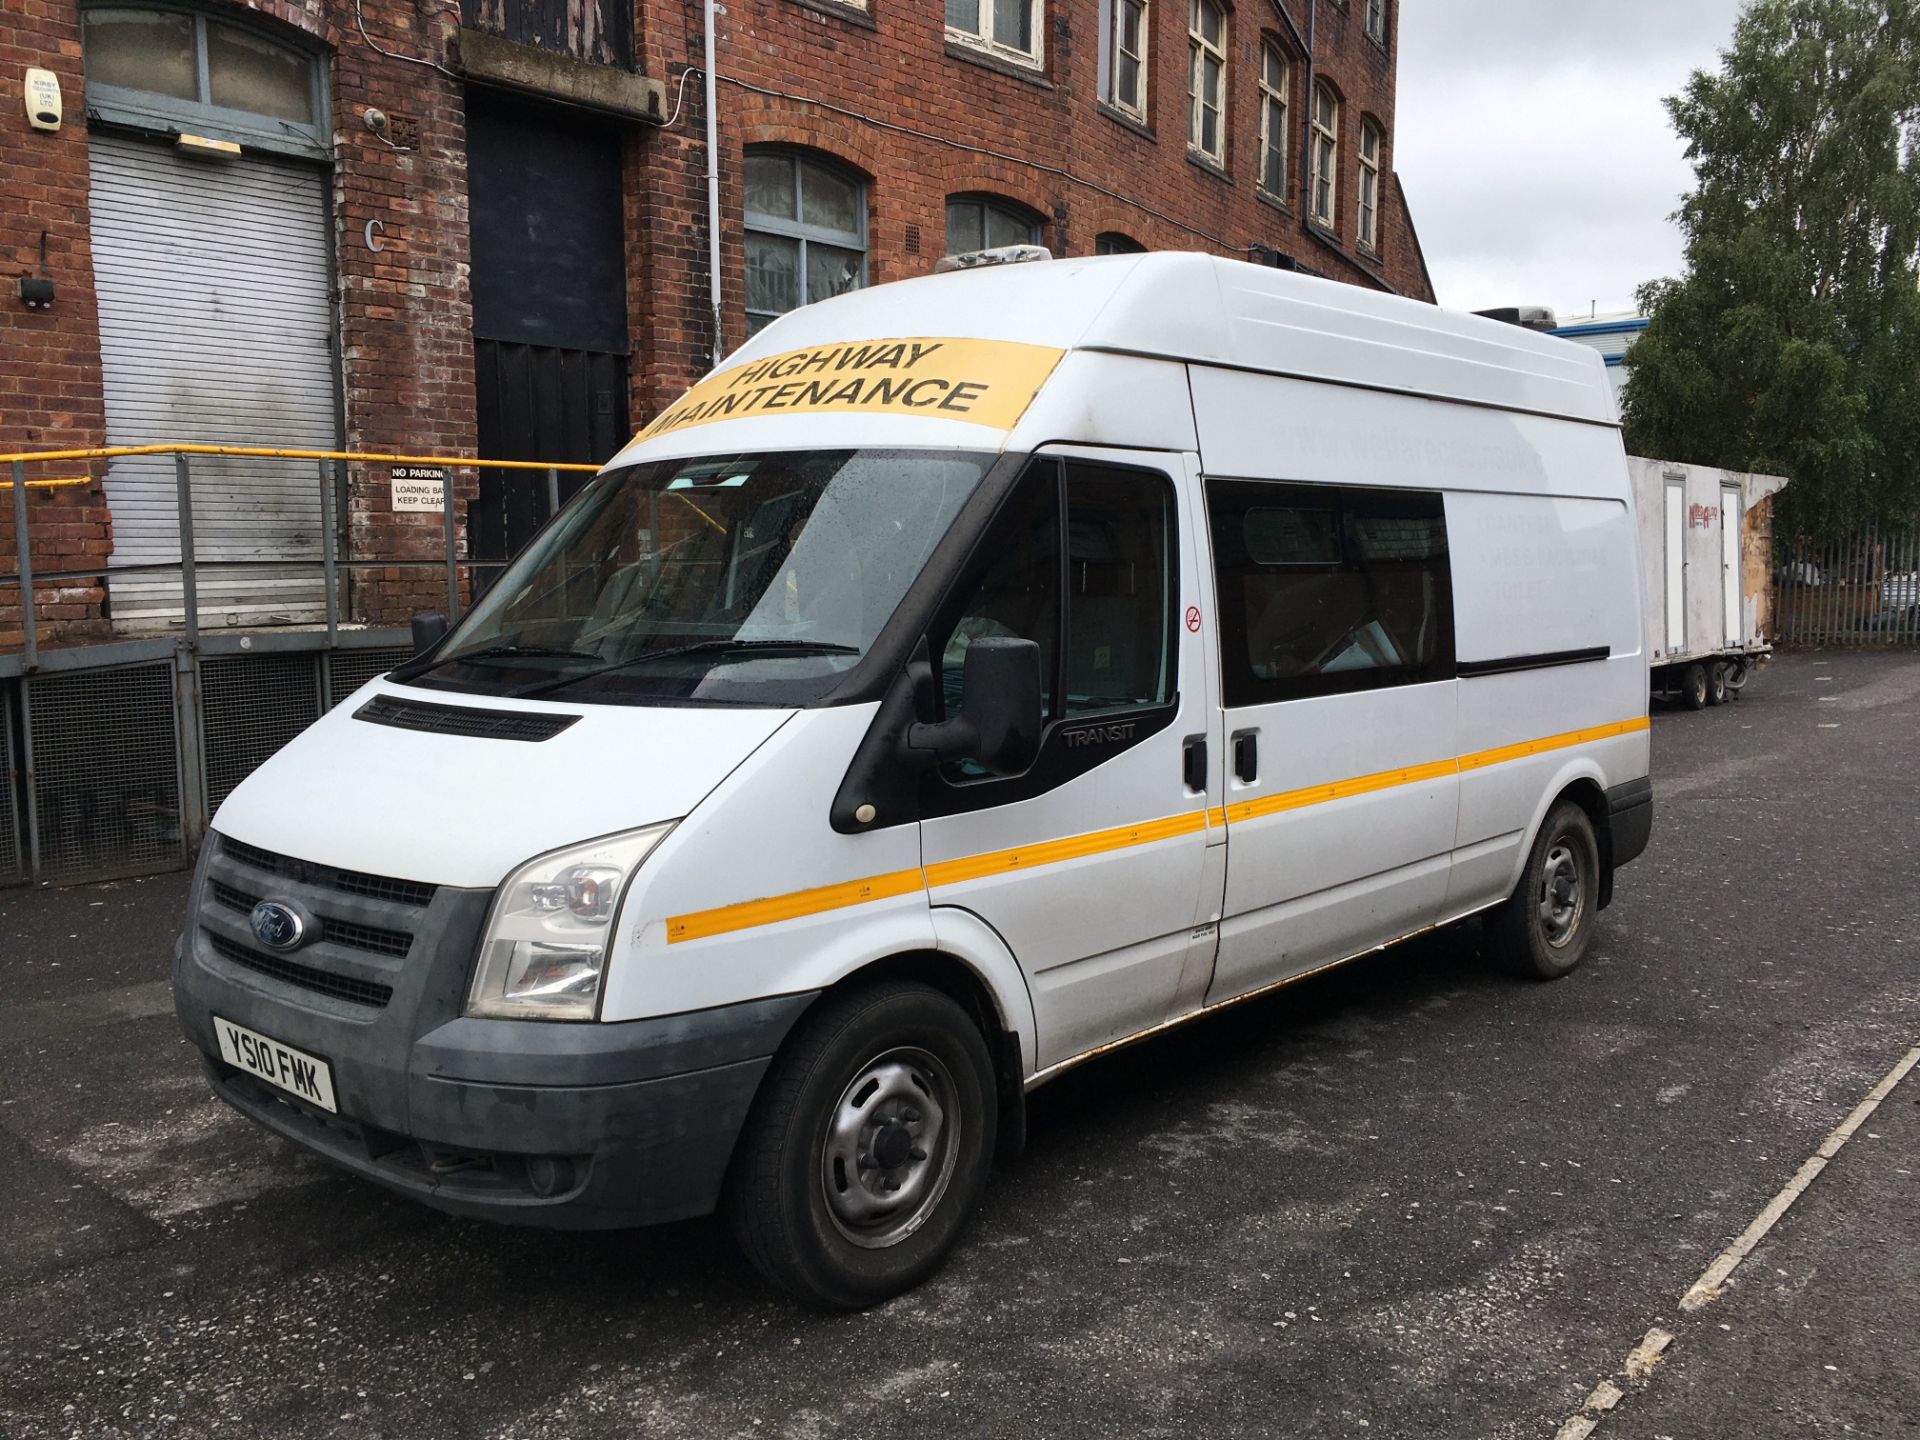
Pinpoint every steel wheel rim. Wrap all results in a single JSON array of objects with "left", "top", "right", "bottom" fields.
[
  {"left": 820, "top": 1045, "right": 959, "bottom": 1249},
  {"left": 1539, "top": 839, "right": 1585, "bottom": 949}
]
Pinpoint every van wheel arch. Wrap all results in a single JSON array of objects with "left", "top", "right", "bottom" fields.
[
  {"left": 1548, "top": 778, "right": 1614, "bottom": 910},
  {"left": 767, "top": 952, "right": 1028, "bottom": 1163}
]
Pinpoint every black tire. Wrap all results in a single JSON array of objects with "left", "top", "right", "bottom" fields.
[
  {"left": 725, "top": 981, "right": 997, "bottom": 1309},
  {"left": 1485, "top": 801, "right": 1602, "bottom": 980},
  {"left": 1682, "top": 662, "right": 1709, "bottom": 711},
  {"left": 1706, "top": 662, "right": 1728, "bottom": 706}
]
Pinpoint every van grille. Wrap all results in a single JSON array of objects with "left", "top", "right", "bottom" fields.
[
  {"left": 205, "top": 931, "right": 395, "bottom": 1009},
  {"left": 352, "top": 694, "right": 581, "bottom": 742},
  {"left": 221, "top": 836, "right": 436, "bottom": 909},
  {"left": 208, "top": 879, "right": 414, "bottom": 958}
]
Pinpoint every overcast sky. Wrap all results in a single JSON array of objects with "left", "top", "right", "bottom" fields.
[{"left": 1396, "top": 0, "right": 1750, "bottom": 320}]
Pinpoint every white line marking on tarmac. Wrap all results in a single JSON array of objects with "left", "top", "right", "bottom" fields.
[{"left": 1680, "top": 1043, "right": 1920, "bottom": 1311}]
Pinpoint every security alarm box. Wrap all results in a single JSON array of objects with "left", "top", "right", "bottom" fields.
[{"left": 25, "top": 68, "right": 61, "bottom": 132}]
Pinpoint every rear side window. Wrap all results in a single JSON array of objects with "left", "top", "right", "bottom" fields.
[{"left": 1206, "top": 478, "right": 1454, "bottom": 706}]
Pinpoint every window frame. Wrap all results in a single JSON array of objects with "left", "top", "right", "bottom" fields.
[
  {"left": 921, "top": 455, "right": 1183, "bottom": 811},
  {"left": 1256, "top": 39, "right": 1290, "bottom": 200},
  {"left": 946, "top": 0, "right": 1045, "bottom": 69},
  {"left": 1186, "top": 0, "right": 1229, "bottom": 165},
  {"left": 80, "top": 2, "right": 329, "bottom": 161},
  {"left": 1310, "top": 81, "right": 1340, "bottom": 229},
  {"left": 944, "top": 194, "right": 1044, "bottom": 257},
  {"left": 742, "top": 148, "right": 869, "bottom": 337},
  {"left": 1098, "top": 0, "right": 1150, "bottom": 120},
  {"left": 1095, "top": 232, "right": 1148, "bottom": 254},
  {"left": 1205, "top": 476, "right": 1456, "bottom": 708},
  {"left": 1364, "top": 0, "right": 1387, "bottom": 44},
  {"left": 1357, "top": 119, "right": 1383, "bottom": 254}
]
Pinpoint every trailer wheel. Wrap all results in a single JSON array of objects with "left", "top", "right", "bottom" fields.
[
  {"left": 725, "top": 980, "right": 996, "bottom": 1310},
  {"left": 1682, "top": 663, "right": 1709, "bottom": 711},
  {"left": 1486, "top": 801, "right": 1601, "bottom": 981},
  {"left": 1706, "top": 662, "right": 1728, "bottom": 706}
]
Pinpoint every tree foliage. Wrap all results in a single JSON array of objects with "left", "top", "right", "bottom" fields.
[{"left": 1621, "top": 0, "right": 1920, "bottom": 538}]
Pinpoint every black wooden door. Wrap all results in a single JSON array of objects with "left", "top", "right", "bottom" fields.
[{"left": 466, "top": 90, "right": 631, "bottom": 566}]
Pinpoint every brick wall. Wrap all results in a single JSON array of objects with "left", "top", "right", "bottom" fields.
[
  {"left": 0, "top": 0, "right": 110, "bottom": 648},
  {"left": 633, "top": 0, "right": 1432, "bottom": 414}
]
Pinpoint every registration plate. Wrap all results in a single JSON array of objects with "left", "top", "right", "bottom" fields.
[{"left": 213, "top": 1015, "right": 337, "bottom": 1113}]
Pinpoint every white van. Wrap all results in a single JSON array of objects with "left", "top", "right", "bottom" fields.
[{"left": 173, "top": 253, "right": 1652, "bottom": 1307}]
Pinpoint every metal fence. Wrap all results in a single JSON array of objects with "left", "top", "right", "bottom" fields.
[
  {"left": 2, "top": 443, "right": 596, "bottom": 886},
  {"left": 1774, "top": 525, "right": 1920, "bottom": 647}
]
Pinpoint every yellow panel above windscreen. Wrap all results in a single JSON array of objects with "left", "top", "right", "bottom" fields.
[{"left": 636, "top": 337, "right": 1068, "bottom": 442}]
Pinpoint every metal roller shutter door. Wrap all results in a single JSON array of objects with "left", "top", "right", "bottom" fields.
[{"left": 88, "top": 133, "right": 337, "bottom": 632}]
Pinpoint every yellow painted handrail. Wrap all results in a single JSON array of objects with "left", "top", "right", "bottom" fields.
[
  {"left": 0, "top": 475, "right": 92, "bottom": 490},
  {"left": 0, "top": 442, "right": 602, "bottom": 471}
]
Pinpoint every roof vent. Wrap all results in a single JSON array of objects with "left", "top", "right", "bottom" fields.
[{"left": 934, "top": 245, "right": 1053, "bottom": 273}]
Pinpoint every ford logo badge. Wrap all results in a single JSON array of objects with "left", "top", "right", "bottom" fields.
[{"left": 249, "top": 900, "right": 306, "bottom": 951}]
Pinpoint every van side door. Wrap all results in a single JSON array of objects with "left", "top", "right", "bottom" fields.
[
  {"left": 920, "top": 451, "right": 1224, "bottom": 1072},
  {"left": 1203, "top": 477, "right": 1460, "bottom": 1003}
]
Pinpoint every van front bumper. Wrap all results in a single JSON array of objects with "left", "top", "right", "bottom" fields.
[{"left": 173, "top": 837, "right": 814, "bottom": 1229}]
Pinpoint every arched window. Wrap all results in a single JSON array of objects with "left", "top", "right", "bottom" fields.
[
  {"left": 82, "top": 5, "right": 327, "bottom": 158},
  {"left": 1257, "top": 41, "right": 1290, "bottom": 198},
  {"left": 1357, "top": 119, "right": 1383, "bottom": 254},
  {"left": 1310, "top": 81, "right": 1339, "bottom": 229},
  {"left": 1095, "top": 232, "right": 1147, "bottom": 255},
  {"left": 744, "top": 149, "right": 868, "bottom": 337},
  {"left": 1186, "top": 0, "right": 1228, "bottom": 164},
  {"left": 945, "top": 195, "right": 1042, "bottom": 256}
]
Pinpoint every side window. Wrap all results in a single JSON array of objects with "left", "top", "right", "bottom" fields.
[
  {"left": 932, "top": 459, "right": 1177, "bottom": 760},
  {"left": 935, "top": 461, "right": 1060, "bottom": 720},
  {"left": 1064, "top": 463, "right": 1173, "bottom": 717},
  {"left": 1207, "top": 479, "right": 1453, "bottom": 705}
]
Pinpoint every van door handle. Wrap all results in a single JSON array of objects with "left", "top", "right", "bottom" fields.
[
  {"left": 1182, "top": 734, "right": 1207, "bottom": 792},
  {"left": 1232, "top": 731, "right": 1259, "bottom": 784}
]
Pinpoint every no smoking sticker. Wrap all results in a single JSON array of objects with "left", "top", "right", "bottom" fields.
[{"left": 1185, "top": 606, "right": 1202, "bottom": 633}]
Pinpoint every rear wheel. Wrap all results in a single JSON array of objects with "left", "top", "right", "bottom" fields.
[
  {"left": 726, "top": 981, "right": 996, "bottom": 1309},
  {"left": 1486, "top": 801, "right": 1602, "bottom": 980},
  {"left": 1706, "top": 662, "right": 1729, "bottom": 705},
  {"left": 1682, "top": 662, "right": 1709, "bottom": 710}
]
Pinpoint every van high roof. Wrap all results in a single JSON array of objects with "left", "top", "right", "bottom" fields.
[{"left": 737, "top": 252, "right": 1616, "bottom": 429}]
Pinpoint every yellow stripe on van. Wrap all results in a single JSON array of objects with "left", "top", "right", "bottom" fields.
[
  {"left": 660, "top": 713, "right": 1649, "bottom": 943},
  {"left": 665, "top": 866, "right": 925, "bottom": 944},
  {"left": 635, "top": 337, "right": 1068, "bottom": 442},
  {"left": 922, "top": 810, "right": 1208, "bottom": 889}
]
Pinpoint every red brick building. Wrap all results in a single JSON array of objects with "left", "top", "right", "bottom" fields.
[{"left": 2, "top": 0, "right": 1432, "bottom": 649}]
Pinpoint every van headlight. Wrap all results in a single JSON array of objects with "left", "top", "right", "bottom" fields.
[{"left": 467, "top": 823, "right": 676, "bottom": 1021}]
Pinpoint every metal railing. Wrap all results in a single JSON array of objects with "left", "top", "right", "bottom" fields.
[
  {"left": 2, "top": 442, "right": 603, "bottom": 885},
  {"left": 1774, "top": 525, "right": 1920, "bottom": 648},
  {"left": 4, "top": 443, "right": 602, "bottom": 669}
]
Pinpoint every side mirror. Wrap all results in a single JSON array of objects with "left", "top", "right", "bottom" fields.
[
  {"left": 907, "top": 636, "right": 1043, "bottom": 778},
  {"left": 410, "top": 612, "right": 449, "bottom": 656}
]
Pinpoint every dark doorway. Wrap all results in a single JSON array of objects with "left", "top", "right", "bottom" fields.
[{"left": 466, "top": 90, "right": 631, "bottom": 571}]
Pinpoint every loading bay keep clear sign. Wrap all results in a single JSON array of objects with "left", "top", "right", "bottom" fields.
[{"left": 391, "top": 466, "right": 446, "bottom": 512}]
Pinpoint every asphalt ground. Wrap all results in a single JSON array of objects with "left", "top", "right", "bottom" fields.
[{"left": 1, "top": 647, "right": 1916, "bottom": 1440}]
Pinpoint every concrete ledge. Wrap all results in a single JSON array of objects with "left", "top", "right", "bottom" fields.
[{"left": 453, "top": 30, "right": 664, "bottom": 122}]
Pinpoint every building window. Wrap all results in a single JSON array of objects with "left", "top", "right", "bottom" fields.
[
  {"left": 1365, "top": 0, "right": 1386, "bottom": 43},
  {"left": 1310, "top": 81, "right": 1339, "bottom": 228},
  {"left": 744, "top": 149, "right": 867, "bottom": 338},
  {"left": 1187, "top": 0, "right": 1228, "bottom": 164},
  {"left": 1099, "top": 0, "right": 1149, "bottom": 119},
  {"left": 81, "top": 5, "right": 327, "bottom": 158},
  {"left": 947, "top": 0, "right": 1042, "bottom": 67},
  {"left": 945, "top": 195, "right": 1042, "bottom": 256},
  {"left": 1095, "top": 232, "right": 1147, "bottom": 254},
  {"left": 1357, "top": 119, "right": 1382, "bottom": 253},
  {"left": 1257, "top": 41, "right": 1289, "bottom": 198}
]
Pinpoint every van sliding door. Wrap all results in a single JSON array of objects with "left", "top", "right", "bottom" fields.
[{"left": 1202, "top": 478, "right": 1460, "bottom": 1003}]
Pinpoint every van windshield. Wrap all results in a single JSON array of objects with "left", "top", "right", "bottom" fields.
[{"left": 406, "top": 449, "right": 993, "bottom": 705}]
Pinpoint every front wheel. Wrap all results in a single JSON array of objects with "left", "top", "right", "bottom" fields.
[
  {"left": 1486, "top": 801, "right": 1602, "bottom": 980},
  {"left": 725, "top": 981, "right": 997, "bottom": 1309}
]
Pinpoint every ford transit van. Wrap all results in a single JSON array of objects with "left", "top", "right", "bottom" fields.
[{"left": 173, "top": 253, "right": 1653, "bottom": 1307}]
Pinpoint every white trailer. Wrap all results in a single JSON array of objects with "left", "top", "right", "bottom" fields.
[{"left": 1631, "top": 457, "right": 1790, "bottom": 708}]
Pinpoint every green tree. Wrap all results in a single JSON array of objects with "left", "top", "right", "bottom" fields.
[{"left": 1621, "top": 0, "right": 1920, "bottom": 538}]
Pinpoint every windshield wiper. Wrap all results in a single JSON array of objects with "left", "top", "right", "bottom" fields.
[
  {"left": 402, "top": 641, "right": 601, "bottom": 679},
  {"left": 513, "top": 638, "right": 861, "bottom": 698}
]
